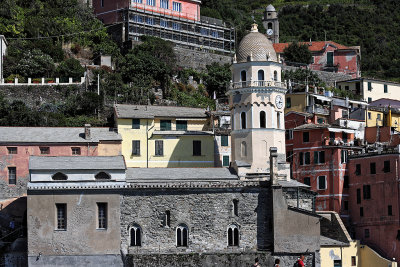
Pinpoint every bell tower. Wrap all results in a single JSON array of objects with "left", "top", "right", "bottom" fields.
[
  {"left": 262, "top": 4, "right": 279, "bottom": 44},
  {"left": 229, "top": 24, "right": 289, "bottom": 180}
]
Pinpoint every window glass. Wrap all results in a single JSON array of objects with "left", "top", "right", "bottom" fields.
[
  {"left": 56, "top": 204, "right": 67, "bottom": 230},
  {"left": 222, "top": 155, "right": 229, "bottom": 166},
  {"left": 155, "top": 140, "right": 164, "bottom": 156},
  {"left": 147, "top": 0, "right": 155, "bottom": 6},
  {"left": 8, "top": 167, "right": 16, "bottom": 185},
  {"left": 130, "top": 225, "right": 142, "bottom": 246},
  {"left": 318, "top": 176, "right": 326, "bottom": 190},
  {"left": 40, "top": 147, "right": 50, "bottom": 154},
  {"left": 221, "top": 135, "right": 229, "bottom": 146},
  {"left": 7, "top": 147, "right": 17, "bottom": 154},
  {"left": 303, "top": 132, "right": 309, "bottom": 142},
  {"left": 172, "top": 2, "right": 182, "bottom": 12},
  {"left": 160, "top": 0, "right": 169, "bottom": 9},
  {"left": 303, "top": 177, "right": 311, "bottom": 186},
  {"left": 176, "top": 120, "right": 187, "bottom": 131},
  {"left": 370, "top": 162, "right": 376, "bottom": 174},
  {"left": 160, "top": 120, "right": 172, "bottom": 131},
  {"left": 132, "top": 140, "right": 140, "bottom": 155},
  {"left": 71, "top": 147, "right": 81, "bottom": 155},
  {"left": 193, "top": 140, "right": 201, "bottom": 156},
  {"left": 97, "top": 203, "right": 107, "bottom": 229}
]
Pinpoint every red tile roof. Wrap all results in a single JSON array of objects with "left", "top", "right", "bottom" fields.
[{"left": 273, "top": 41, "right": 352, "bottom": 53}]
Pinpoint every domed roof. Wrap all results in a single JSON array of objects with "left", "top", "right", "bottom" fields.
[
  {"left": 236, "top": 24, "right": 278, "bottom": 63},
  {"left": 266, "top": 4, "right": 276, "bottom": 12}
]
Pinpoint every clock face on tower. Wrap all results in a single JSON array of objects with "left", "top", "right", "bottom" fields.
[
  {"left": 267, "top": 29, "right": 274, "bottom": 36},
  {"left": 275, "top": 95, "right": 283, "bottom": 109}
]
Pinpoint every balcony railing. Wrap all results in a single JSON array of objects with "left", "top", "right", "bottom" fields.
[{"left": 231, "top": 80, "right": 286, "bottom": 89}]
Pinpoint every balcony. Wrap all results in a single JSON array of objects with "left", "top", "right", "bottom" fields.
[
  {"left": 152, "top": 128, "right": 213, "bottom": 136},
  {"left": 230, "top": 80, "right": 286, "bottom": 90},
  {"left": 306, "top": 105, "right": 330, "bottom": 115}
]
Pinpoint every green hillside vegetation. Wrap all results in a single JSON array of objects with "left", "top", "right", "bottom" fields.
[{"left": 201, "top": 0, "right": 400, "bottom": 81}]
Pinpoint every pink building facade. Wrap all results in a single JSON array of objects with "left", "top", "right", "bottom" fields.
[
  {"left": 274, "top": 41, "right": 361, "bottom": 78},
  {"left": 348, "top": 153, "right": 400, "bottom": 261}
]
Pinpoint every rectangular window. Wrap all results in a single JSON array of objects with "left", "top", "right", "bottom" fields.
[
  {"left": 172, "top": 22, "right": 181, "bottom": 30},
  {"left": 342, "top": 132, "right": 348, "bottom": 142},
  {"left": 222, "top": 155, "right": 229, "bottom": 167},
  {"left": 132, "top": 119, "right": 140, "bottom": 129},
  {"left": 221, "top": 135, "right": 229, "bottom": 146},
  {"left": 56, "top": 204, "right": 67, "bottom": 230},
  {"left": 384, "top": 84, "right": 388, "bottom": 93},
  {"left": 193, "top": 140, "right": 201, "bottom": 156},
  {"left": 286, "top": 97, "right": 291, "bottom": 108},
  {"left": 160, "top": 0, "right": 169, "bottom": 9},
  {"left": 146, "top": 17, "right": 154, "bottom": 25},
  {"left": 147, "top": 0, "right": 155, "bottom": 6},
  {"left": 7, "top": 147, "right": 17, "bottom": 154},
  {"left": 233, "top": 199, "right": 239, "bottom": 216},
  {"left": 160, "top": 19, "right": 168, "bottom": 28},
  {"left": 101, "top": 0, "right": 104, "bottom": 7},
  {"left": 388, "top": 205, "right": 393, "bottom": 216},
  {"left": 40, "top": 147, "right": 50, "bottom": 154},
  {"left": 160, "top": 120, "right": 171, "bottom": 131},
  {"left": 97, "top": 203, "right": 107, "bottom": 229},
  {"left": 327, "top": 51, "right": 334, "bottom": 65},
  {"left": 299, "top": 152, "right": 304, "bottom": 166},
  {"left": 370, "top": 162, "right": 376, "bottom": 174},
  {"left": 132, "top": 140, "right": 140, "bottom": 156},
  {"left": 304, "top": 152, "right": 311, "bottom": 165},
  {"left": 377, "top": 114, "right": 381, "bottom": 120},
  {"left": 341, "top": 150, "right": 348, "bottom": 164},
  {"left": 357, "top": 188, "right": 361, "bottom": 204},
  {"left": 155, "top": 140, "right": 164, "bottom": 156},
  {"left": 71, "top": 147, "right": 81, "bottom": 155},
  {"left": 333, "top": 260, "right": 342, "bottom": 267},
  {"left": 303, "top": 177, "right": 311, "bottom": 186},
  {"left": 286, "top": 150, "right": 293, "bottom": 163},
  {"left": 368, "top": 112, "right": 371, "bottom": 120},
  {"left": 314, "top": 151, "right": 325, "bottom": 164},
  {"left": 384, "top": 160, "right": 390, "bottom": 173},
  {"left": 165, "top": 210, "right": 171, "bottom": 227},
  {"left": 364, "top": 228, "right": 369, "bottom": 238},
  {"left": 344, "top": 201, "right": 348, "bottom": 210},
  {"left": 368, "top": 97, "right": 372, "bottom": 103},
  {"left": 318, "top": 176, "right": 326, "bottom": 190},
  {"left": 285, "top": 130, "right": 293, "bottom": 140},
  {"left": 303, "top": 132, "right": 310, "bottom": 143},
  {"left": 356, "top": 164, "right": 361, "bottom": 175},
  {"left": 351, "top": 256, "right": 356, "bottom": 266},
  {"left": 133, "top": 15, "right": 143, "bottom": 23},
  {"left": 363, "top": 185, "right": 371, "bottom": 199},
  {"left": 360, "top": 207, "right": 364, "bottom": 217},
  {"left": 8, "top": 167, "right": 16, "bottom": 185},
  {"left": 176, "top": 120, "right": 187, "bottom": 131},
  {"left": 133, "top": 0, "right": 143, "bottom": 3},
  {"left": 329, "top": 131, "right": 335, "bottom": 141},
  {"left": 172, "top": 2, "right": 182, "bottom": 12},
  {"left": 368, "top": 82, "right": 372, "bottom": 91},
  {"left": 343, "top": 175, "right": 349, "bottom": 188}
]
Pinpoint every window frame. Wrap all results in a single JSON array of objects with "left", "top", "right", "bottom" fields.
[
  {"left": 176, "top": 224, "right": 189, "bottom": 247},
  {"left": 147, "top": 0, "right": 155, "bottom": 6},
  {"left": 97, "top": 203, "right": 108, "bottom": 230},
  {"left": 155, "top": 140, "right": 164, "bottom": 156},
  {"left": 303, "top": 177, "right": 311, "bottom": 186},
  {"left": 357, "top": 188, "right": 361, "bottom": 204},
  {"left": 364, "top": 228, "right": 369, "bottom": 238},
  {"left": 388, "top": 205, "right": 393, "bottom": 216},
  {"left": 370, "top": 162, "right": 376, "bottom": 174},
  {"left": 303, "top": 132, "right": 310, "bottom": 143},
  {"left": 172, "top": 1, "right": 182, "bottom": 12},
  {"left": 176, "top": 120, "right": 188, "bottom": 131},
  {"left": 221, "top": 135, "right": 229, "bottom": 147},
  {"left": 71, "top": 147, "right": 81, "bottom": 155},
  {"left": 317, "top": 175, "right": 327, "bottom": 190},
  {"left": 384, "top": 160, "right": 390, "bottom": 173},
  {"left": 260, "top": 111, "right": 266, "bottom": 128},
  {"left": 222, "top": 155, "right": 230, "bottom": 167},
  {"left": 193, "top": 140, "right": 201, "bottom": 156},
  {"left": 160, "top": 0, "right": 169, "bottom": 9},
  {"left": 7, "top": 147, "right": 17, "bottom": 154},
  {"left": 8, "top": 167, "right": 16, "bottom": 185},
  {"left": 314, "top": 151, "right": 325, "bottom": 164},
  {"left": 343, "top": 175, "right": 349, "bottom": 189},
  {"left": 56, "top": 203, "right": 67, "bottom": 230},
  {"left": 132, "top": 140, "right": 141, "bottom": 156},
  {"left": 132, "top": 119, "right": 140, "bottom": 129},
  {"left": 40, "top": 147, "right": 50, "bottom": 155},
  {"left": 286, "top": 129, "right": 293, "bottom": 140},
  {"left": 355, "top": 164, "right": 361, "bottom": 176},
  {"left": 363, "top": 184, "right": 371, "bottom": 200},
  {"left": 241, "top": 112, "right": 246, "bottom": 129},
  {"left": 130, "top": 224, "right": 142, "bottom": 246},
  {"left": 160, "top": 120, "right": 172, "bottom": 131},
  {"left": 227, "top": 224, "right": 239, "bottom": 247}
]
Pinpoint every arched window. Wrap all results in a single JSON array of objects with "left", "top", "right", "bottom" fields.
[
  {"left": 258, "top": 70, "right": 265, "bottom": 86},
  {"left": 241, "top": 112, "right": 246, "bottom": 129},
  {"left": 241, "top": 70, "right": 247, "bottom": 87},
  {"left": 260, "top": 111, "right": 266, "bottom": 128},
  {"left": 274, "top": 71, "right": 278, "bottom": 81},
  {"left": 130, "top": 224, "right": 142, "bottom": 246},
  {"left": 268, "top": 22, "right": 272, "bottom": 30},
  {"left": 52, "top": 172, "right": 68, "bottom": 181},
  {"left": 176, "top": 224, "right": 188, "bottom": 247},
  {"left": 241, "top": 141, "right": 247, "bottom": 157},
  {"left": 277, "top": 112, "right": 281, "bottom": 129},
  {"left": 95, "top": 172, "right": 111, "bottom": 180},
  {"left": 227, "top": 225, "right": 239, "bottom": 246}
]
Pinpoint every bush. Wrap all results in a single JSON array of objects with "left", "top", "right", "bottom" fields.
[
  {"left": 56, "top": 58, "right": 85, "bottom": 80},
  {"left": 6, "top": 74, "right": 26, "bottom": 83},
  {"left": 14, "top": 49, "right": 55, "bottom": 78}
]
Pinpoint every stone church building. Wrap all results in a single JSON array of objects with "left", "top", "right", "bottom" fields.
[{"left": 27, "top": 25, "right": 322, "bottom": 266}]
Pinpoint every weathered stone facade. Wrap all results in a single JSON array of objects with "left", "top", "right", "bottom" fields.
[{"left": 120, "top": 184, "right": 272, "bottom": 256}]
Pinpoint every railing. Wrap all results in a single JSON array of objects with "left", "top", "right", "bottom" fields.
[
  {"left": 230, "top": 80, "right": 286, "bottom": 89},
  {"left": 130, "top": 2, "right": 199, "bottom": 21},
  {"left": 0, "top": 77, "right": 85, "bottom": 86}
]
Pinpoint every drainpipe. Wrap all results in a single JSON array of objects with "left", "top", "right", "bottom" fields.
[{"left": 146, "top": 120, "right": 149, "bottom": 168}]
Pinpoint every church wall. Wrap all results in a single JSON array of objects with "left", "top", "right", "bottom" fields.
[{"left": 120, "top": 186, "right": 272, "bottom": 255}]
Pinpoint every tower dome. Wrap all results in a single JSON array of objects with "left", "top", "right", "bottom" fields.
[
  {"left": 236, "top": 24, "right": 278, "bottom": 63},
  {"left": 266, "top": 4, "right": 276, "bottom": 12}
]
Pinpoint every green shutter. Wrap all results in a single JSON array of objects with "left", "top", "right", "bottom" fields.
[
  {"left": 223, "top": 155, "right": 229, "bottom": 166},
  {"left": 314, "top": 151, "right": 319, "bottom": 164},
  {"left": 368, "top": 82, "right": 372, "bottom": 91},
  {"left": 176, "top": 121, "right": 187, "bottom": 131},
  {"left": 160, "top": 120, "right": 171, "bottom": 131},
  {"left": 327, "top": 52, "right": 334, "bottom": 65},
  {"left": 384, "top": 84, "right": 388, "bottom": 93},
  {"left": 221, "top": 135, "right": 228, "bottom": 146}
]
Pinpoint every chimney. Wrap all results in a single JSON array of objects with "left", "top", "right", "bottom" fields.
[
  {"left": 84, "top": 124, "right": 91, "bottom": 140},
  {"left": 270, "top": 147, "right": 278, "bottom": 184}
]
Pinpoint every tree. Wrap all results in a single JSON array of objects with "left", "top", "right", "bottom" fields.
[
  {"left": 203, "top": 63, "right": 231, "bottom": 98},
  {"left": 14, "top": 49, "right": 55, "bottom": 78},
  {"left": 283, "top": 42, "right": 313, "bottom": 65},
  {"left": 56, "top": 58, "right": 85, "bottom": 79}
]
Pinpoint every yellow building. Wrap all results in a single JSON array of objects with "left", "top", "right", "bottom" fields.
[
  {"left": 114, "top": 104, "right": 214, "bottom": 168},
  {"left": 337, "top": 78, "right": 400, "bottom": 103}
]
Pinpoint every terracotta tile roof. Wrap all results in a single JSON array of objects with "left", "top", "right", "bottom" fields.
[{"left": 273, "top": 41, "right": 353, "bottom": 54}]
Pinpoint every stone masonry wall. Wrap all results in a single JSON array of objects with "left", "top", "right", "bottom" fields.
[
  {"left": 174, "top": 47, "right": 232, "bottom": 71},
  {"left": 282, "top": 187, "right": 315, "bottom": 212},
  {"left": 120, "top": 186, "right": 272, "bottom": 255}
]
